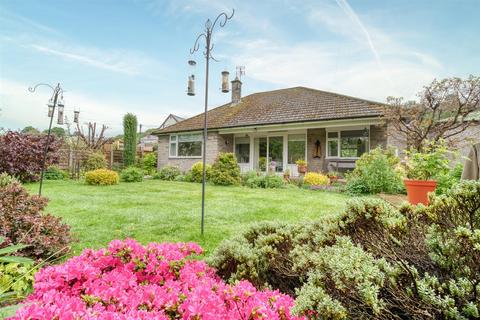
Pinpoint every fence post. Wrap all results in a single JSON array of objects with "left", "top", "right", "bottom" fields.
[{"left": 110, "top": 148, "right": 114, "bottom": 169}]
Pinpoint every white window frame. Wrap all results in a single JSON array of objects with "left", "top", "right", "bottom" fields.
[
  {"left": 326, "top": 127, "right": 370, "bottom": 160},
  {"left": 168, "top": 133, "right": 203, "bottom": 159}
]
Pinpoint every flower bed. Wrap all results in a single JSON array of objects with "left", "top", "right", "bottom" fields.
[{"left": 11, "top": 239, "right": 302, "bottom": 319}]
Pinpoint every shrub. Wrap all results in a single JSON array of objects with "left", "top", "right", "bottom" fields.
[
  {"left": 210, "top": 153, "right": 241, "bottom": 186},
  {"left": 404, "top": 141, "right": 451, "bottom": 180},
  {"left": 0, "top": 262, "right": 35, "bottom": 306},
  {"left": 264, "top": 174, "right": 284, "bottom": 188},
  {"left": 210, "top": 181, "right": 480, "bottom": 319},
  {"left": 156, "top": 165, "right": 181, "bottom": 181},
  {"left": 44, "top": 166, "right": 68, "bottom": 180},
  {"left": 120, "top": 166, "right": 143, "bottom": 182},
  {"left": 142, "top": 152, "right": 157, "bottom": 175},
  {"left": 345, "top": 147, "right": 404, "bottom": 195},
  {"left": 123, "top": 113, "right": 137, "bottom": 167},
  {"left": 0, "top": 173, "right": 19, "bottom": 188},
  {"left": 174, "top": 174, "right": 186, "bottom": 182},
  {"left": 0, "top": 131, "right": 61, "bottom": 182},
  {"left": 82, "top": 152, "right": 106, "bottom": 171},
  {"left": 0, "top": 182, "right": 71, "bottom": 261},
  {"left": 190, "top": 162, "right": 211, "bottom": 183},
  {"left": 435, "top": 162, "right": 463, "bottom": 195},
  {"left": 85, "top": 169, "right": 119, "bottom": 185},
  {"left": 303, "top": 172, "right": 329, "bottom": 186},
  {"left": 11, "top": 239, "right": 302, "bottom": 319}
]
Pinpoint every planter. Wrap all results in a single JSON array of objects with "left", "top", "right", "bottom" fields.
[
  {"left": 297, "top": 165, "right": 307, "bottom": 175},
  {"left": 404, "top": 179, "right": 437, "bottom": 205}
]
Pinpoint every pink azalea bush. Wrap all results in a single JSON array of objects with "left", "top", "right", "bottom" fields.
[{"left": 11, "top": 239, "right": 303, "bottom": 320}]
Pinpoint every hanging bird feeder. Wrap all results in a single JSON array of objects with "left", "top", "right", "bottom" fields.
[
  {"left": 73, "top": 110, "right": 80, "bottom": 123},
  {"left": 221, "top": 70, "right": 230, "bottom": 93},
  {"left": 57, "top": 97, "right": 64, "bottom": 125},
  {"left": 187, "top": 60, "right": 196, "bottom": 96},
  {"left": 47, "top": 99, "right": 54, "bottom": 117}
]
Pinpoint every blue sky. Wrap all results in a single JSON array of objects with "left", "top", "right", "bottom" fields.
[{"left": 1, "top": 0, "right": 479, "bottom": 135}]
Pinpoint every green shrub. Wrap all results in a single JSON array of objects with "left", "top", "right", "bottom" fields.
[
  {"left": 156, "top": 166, "right": 181, "bottom": 181},
  {"left": 0, "top": 262, "right": 35, "bottom": 305},
  {"left": 264, "top": 174, "right": 284, "bottom": 188},
  {"left": 123, "top": 113, "right": 138, "bottom": 167},
  {"left": 210, "top": 181, "right": 480, "bottom": 319},
  {"left": 120, "top": 166, "right": 143, "bottom": 182},
  {"left": 0, "top": 173, "right": 19, "bottom": 188},
  {"left": 435, "top": 162, "right": 463, "bottom": 195},
  {"left": 345, "top": 147, "right": 404, "bottom": 195},
  {"left": 85, "top": 169, "right": 119, "bottom": 185},
  {"left": 174, "top": 174, "right": 186, "bottom": 182},
  {"left": 404, "top": 141, "right": 451, "bottom": 180},
  {"left": 82, "top": 152, "right": 107, "bottom": 172},
  {"left": 142, "top": 153, "right": 157, "bottom": 175},
  {"left": 44, "top": 166, "right": 68, "bottom": 180},
  {"left": 210, "top": 153, "right": 241, "bottom": 186},
  {"left": 190, "top": 162, "right": 211, "bottom": 183}
]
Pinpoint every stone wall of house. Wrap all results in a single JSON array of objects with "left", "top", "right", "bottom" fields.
[
  {"left": 307, "top": 128, "right": 326, "bottom": 172},
  {"left": 370, "top": 123, "right": 388, "bottom": 149},
  {"left": 157, "top": 132, "right": 234, "bottom": 172}
]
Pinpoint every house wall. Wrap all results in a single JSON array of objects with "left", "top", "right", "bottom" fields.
[
  {"left": 157, "top": 132, "right": 233, "bottom": 172},
  {"left": 307, "top": 128, "right": 326, "bottom": 172}
]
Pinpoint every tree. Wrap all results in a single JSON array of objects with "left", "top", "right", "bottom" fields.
[
  {"left": 385, "top": 75, "right": 480, "bottom": 151},
  {"left": 0, "top": 131, "right": 62, "bottom": 182},
  {"left": 43, "top": 127, "right": 66, "bottom": 138},
  {"left": 75, "top": 122, "right": 111, "bottom": 150},
  {"left": 21, "top": 126, "right": 40, "bottom": 135},
  {"left": 123, "top": 113, "right": 137, "bottom": 167}
]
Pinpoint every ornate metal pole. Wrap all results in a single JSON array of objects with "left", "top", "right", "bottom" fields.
[
  {"left": 190, "top": 9, "right": 234, "bottom": 235},
  {"left": 28, "top": 83, "right": 64, "bottom": 196}
]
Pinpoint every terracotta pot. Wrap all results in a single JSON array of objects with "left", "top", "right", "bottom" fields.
[
  {"left": 297, "top": 165, "right": 307, "bottom": 174},
  {"left": 404, "top": 179, "right": 437, "bottom": 205}
]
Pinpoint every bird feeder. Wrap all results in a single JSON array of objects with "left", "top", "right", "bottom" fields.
[
  {"left": 74, "top": 110, "right": 80, "bottom": 123},
  {"left": 47, "top": 100, "right": 54, "bottom": 117},
  {"left": 187, "top": 60, "right": 196, "bottom": 96},
  {"left": 57, "top": 98, "right": 64, "bottom": 125},
  {"left": 221, "top": 71, "right": 230, "bottom": 93}
]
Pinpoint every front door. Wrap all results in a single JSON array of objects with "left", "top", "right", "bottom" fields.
[{"left": 268, "top": 136, "right": 283, "bottom": 173}]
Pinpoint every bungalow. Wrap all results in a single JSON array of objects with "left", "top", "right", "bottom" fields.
[{"left": 153, "top": 79, "right": 395, "bottom": 176}]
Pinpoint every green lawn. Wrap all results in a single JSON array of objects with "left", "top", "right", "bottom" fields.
[{"left": 25, "top": 180, "right": 351, "bottom": 256}]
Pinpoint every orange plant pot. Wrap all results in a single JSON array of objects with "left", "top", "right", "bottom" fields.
[
  {"left": 297, "top": 165, "right": 307, "bottom": 175},
  {"left": 404, "top": 179, "right": 437, "bottom": 205}
]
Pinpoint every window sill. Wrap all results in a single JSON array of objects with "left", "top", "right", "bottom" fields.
[
  {"left": 326, "top": 157, "right": 360, "bottom": 160},
  {"left": 168, "top": 156, "right": 203, "bottom": 159}
]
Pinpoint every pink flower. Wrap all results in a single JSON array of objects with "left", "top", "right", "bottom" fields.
[{"left": 10, "top": 239, "right": 304, "bottom": 320}]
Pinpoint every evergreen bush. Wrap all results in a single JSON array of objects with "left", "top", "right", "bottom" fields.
[
  {"left": 142, "top": 153, "right": 157, "bottom": 175},
  {"left": 210, "top": 181, "right": 480, "bottom": 319},
  {"left": 44, "top": 166, "right": 68, "bottom": 180},
  {"left": 123, "top": 113, "right": 137, "bottom": 167},
  {"left": 210, "top": 153, "right": 241, "bottom": 186},
  {"left": 155, "top": 165, "right": 181, "bottom": 181},
  {"left": 190, "top": 162, "right": 211, "bottom": 183}
]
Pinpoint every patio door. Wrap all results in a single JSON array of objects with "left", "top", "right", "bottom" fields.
[{"left": 253, "top": 136, "right": 284, "bottom": 173}]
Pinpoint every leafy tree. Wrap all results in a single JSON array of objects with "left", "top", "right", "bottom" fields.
[
  {"left": 0, "top": 131, "right": 61, "bottom": 182},
  {"left": 123, "top": 113, "right": 138, "bottom": 167},
  {"left": 43, "top": 127, "right": 65, "bottom": 137},
  {"left": 385, "top": 75, "right": 480, "bottom": 151},
  {"left": 21, "top": 126, "right": 40, "bottom": 135}
]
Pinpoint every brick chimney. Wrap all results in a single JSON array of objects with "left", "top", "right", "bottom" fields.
[{"left": 231, "top": 77, "right": 242, "bottom": 104}]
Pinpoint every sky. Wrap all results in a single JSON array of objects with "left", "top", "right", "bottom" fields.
[{"left": 0, "top": 0, "right": 479, "bottom": 135}]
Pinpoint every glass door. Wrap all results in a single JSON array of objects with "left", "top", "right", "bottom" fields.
[
  {"left": 268, "top": 136, "right": 283, "bottom": 173},
  {"left": 253, "top": 137, "right": 267, "bottom": 172}
]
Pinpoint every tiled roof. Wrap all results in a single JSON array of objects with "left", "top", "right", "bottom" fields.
[{"left": 154, "top": 87, "right": 385, "bottom": 134}]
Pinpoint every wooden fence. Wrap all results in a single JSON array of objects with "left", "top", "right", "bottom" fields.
[{"left": 58, "top": 149, "right": 150, "bottom": 176}]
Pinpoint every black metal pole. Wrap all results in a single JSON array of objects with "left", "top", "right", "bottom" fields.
[
  {"left": 200, "top": 32, "right": 211, "bottom": 236},
  {"left": 39, "top": 87, "right": 58, "bottom": 196}
]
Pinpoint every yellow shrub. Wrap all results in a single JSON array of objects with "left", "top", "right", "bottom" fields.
[
  {"left": 85, "top": 169, "right": 119, "bottom": 185},
  {"left": 304, "top": 172, "right": 329, "bottom": 186}
]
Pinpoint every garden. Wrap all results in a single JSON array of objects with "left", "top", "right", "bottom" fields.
[{"left": 0, "top": 108, "right": 479, "bottom": 318}]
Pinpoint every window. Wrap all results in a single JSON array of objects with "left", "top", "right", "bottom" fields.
[
  {"left": 327, "top": 129, "right": 369, "bottom": 158},
  {"left": 169, "top": 133, "right": 202, "bottom": 157},
  {"left": 235, "top": 137, "right": 250, "bottom": 163},
  {"left": 288, "top": 134, "right": 306, "bottom": 164}
]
